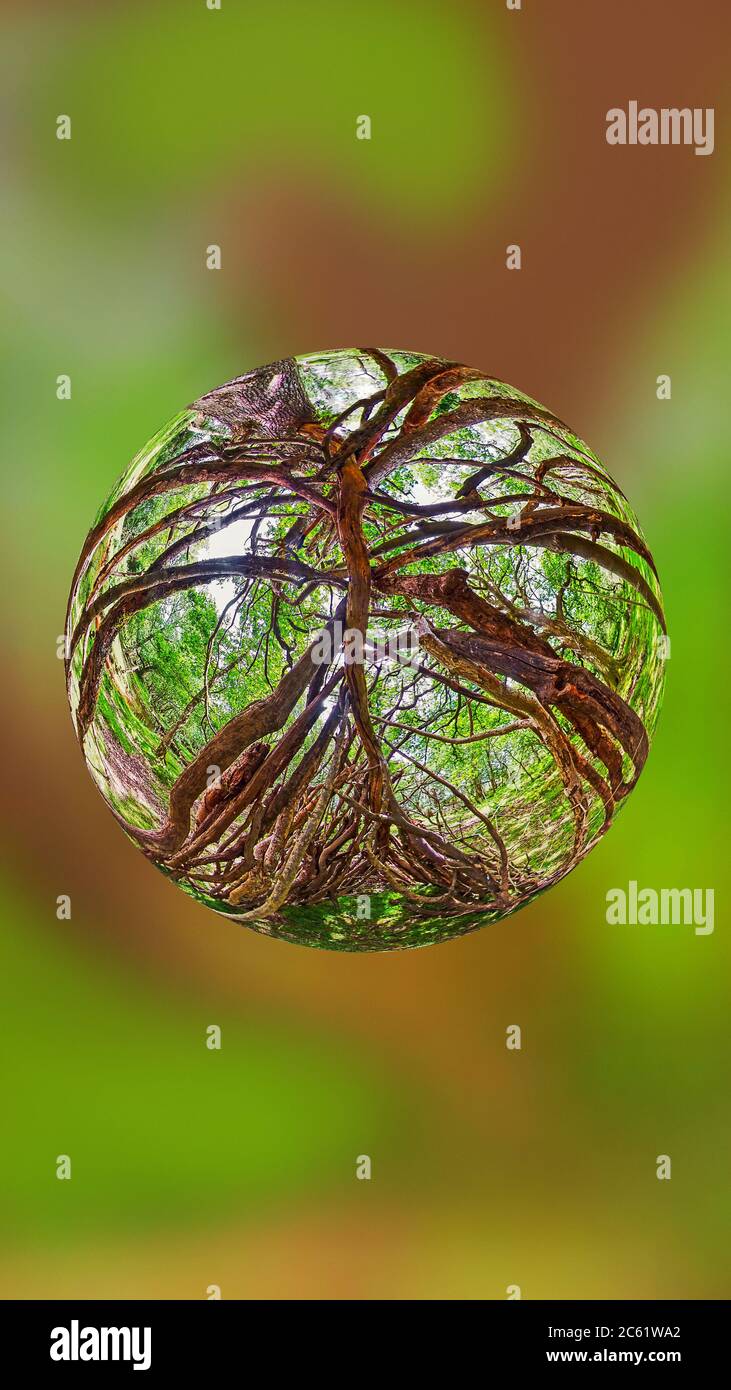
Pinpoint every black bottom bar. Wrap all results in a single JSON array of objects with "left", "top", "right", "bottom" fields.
[{"left": 2, "top": 1299, "right": 726, "bottom": 1374}]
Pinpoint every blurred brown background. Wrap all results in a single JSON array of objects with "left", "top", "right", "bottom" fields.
[{"left": 1, "top": 0, "right": 729, "bottom": 1298}]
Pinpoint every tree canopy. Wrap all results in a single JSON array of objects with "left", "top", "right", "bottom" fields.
[{"left": 66, "top": 350, "right": 666, "bottom": 950}]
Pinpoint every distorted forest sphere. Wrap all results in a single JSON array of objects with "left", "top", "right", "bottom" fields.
[{"left": 66, "top": 350, "right": 666, "bottom": 951}]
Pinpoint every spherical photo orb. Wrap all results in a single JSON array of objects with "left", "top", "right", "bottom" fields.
[{"left": 65, "top": 349, "right": 666, "bottom": 951}]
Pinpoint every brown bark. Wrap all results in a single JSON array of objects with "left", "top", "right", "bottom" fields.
[
  {"left": 335, "top": 453, "right": 388, "bottom": 811},
  {"left": 376, "top": 567, "right": 647, "bottom": 797},
  {"left": 135, "top": 624, "right": 342, "bottom": 857},
  {"left": 192, "top": 357, "right": 316, "bottom": 436},
  {"left": 364, "top": 394, "right": 569, "bottom": 486}
]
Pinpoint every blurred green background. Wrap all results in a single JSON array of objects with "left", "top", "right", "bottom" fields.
[{"left": 1, "top": 0, "right": 729, "bottom": 1298}]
